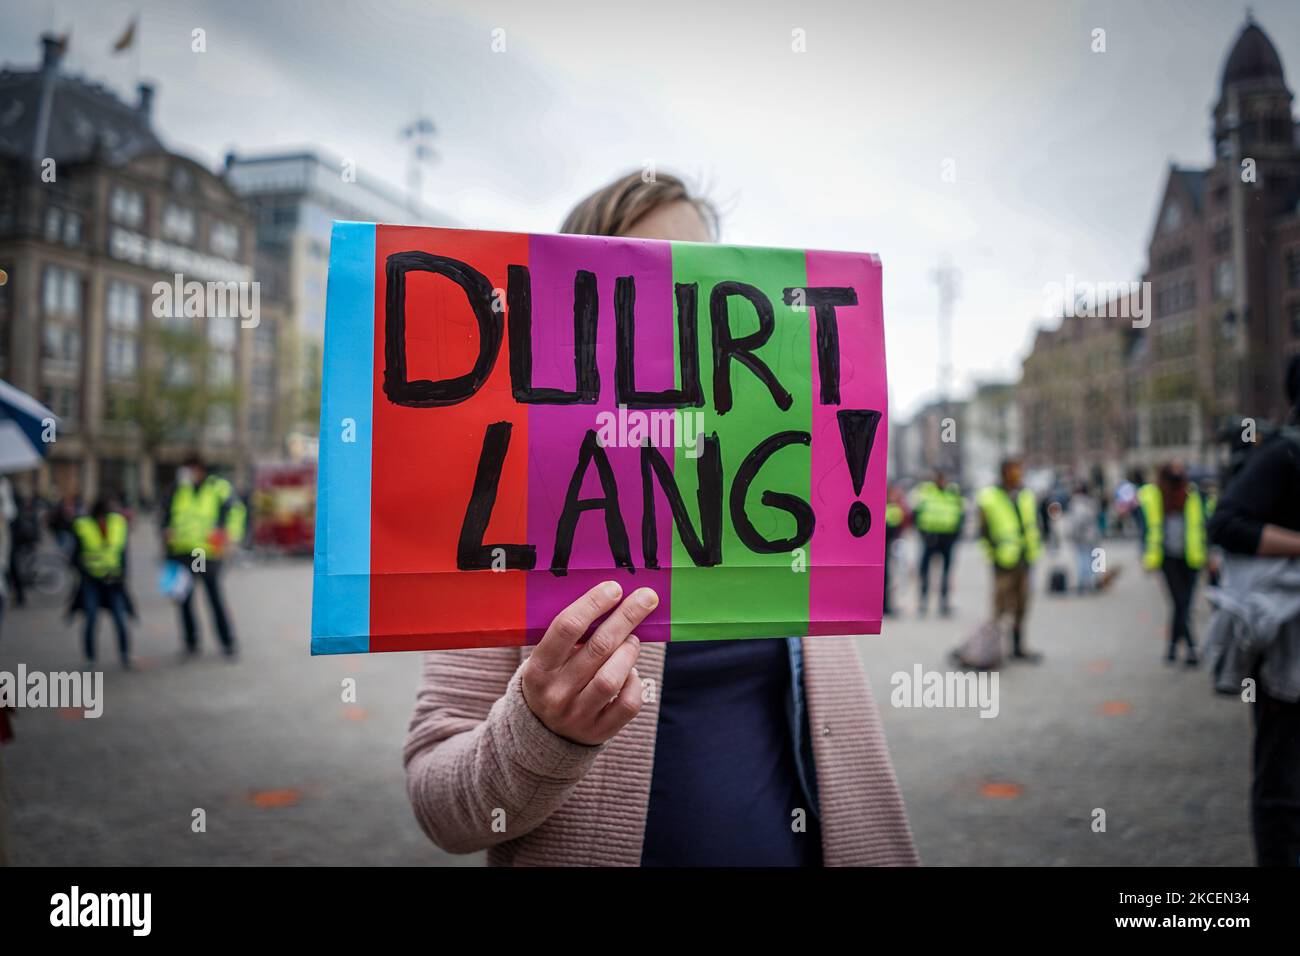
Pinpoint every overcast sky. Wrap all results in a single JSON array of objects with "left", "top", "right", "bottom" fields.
[{"left": 6, "top": 0, "right": 1299, "bottom": 417}]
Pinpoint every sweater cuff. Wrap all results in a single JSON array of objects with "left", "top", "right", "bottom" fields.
[{"left": 494, "top": 667, "right": 605, "bottom": 781}]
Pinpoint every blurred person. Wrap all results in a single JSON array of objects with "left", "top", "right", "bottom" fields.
[
  {"left": 977, "top": 456, "right": 1042, "bottom": 662},
  {"left": 7, "top": 493, "right": 40, "bottom": 608},
  {"left": 47, "top": 491, "right": 80, "bottom": 556},
  {"left": 71, "top": 498, "right": 132, "bottom": 668},
  {"left": 1202, "top": 478, "right": 1223, "bottom": 588},
  {"left": 403, "top": 171, "right": 917, "bottom": 867},
  {"left": 1067, "top": 481, "right": 1100, "bottom": 594},
  {"left": 883, "top": 484, "right": 909, "bottom": 618},
  {"left": 163, "top": 452, "right": 246, "bottom": 658},
  {"left": 911, "top": 469, "right": 963, "bottom": 616},
  {"left": 0, "top": 476, "right": 11, "bottom": 639},
  {"left": 1138, "top": 462, "right": 1206, "bottom": 666},
  {"left": 1207, "top": 354, "right": 1300, "bottom": 867}
]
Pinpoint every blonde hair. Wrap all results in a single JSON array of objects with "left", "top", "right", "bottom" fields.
[{"left": 560, "top": 170, "right": 718, "bottom": 239}]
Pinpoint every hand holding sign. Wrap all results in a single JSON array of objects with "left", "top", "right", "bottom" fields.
[{"left": 520, "top": 580, "right": 657, "bottom": 745}]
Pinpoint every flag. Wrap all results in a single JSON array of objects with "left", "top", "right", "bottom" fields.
[{"left": 112, "top": 17, "right": 136, "bottom": 54}]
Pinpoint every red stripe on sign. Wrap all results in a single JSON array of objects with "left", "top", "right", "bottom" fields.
[{"left": 370, "top": 226, "right": 530, "bottom": 651}]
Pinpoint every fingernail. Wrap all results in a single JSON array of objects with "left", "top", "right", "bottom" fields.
[
  {"left": 638, "top": 588, "right": 659, "bottom": 609},
  {"left": 603, "top": 581, "right": 622, "bottom": 600},
  {"left": 628, "top": 634, "right": 640, "bottom": 646}
]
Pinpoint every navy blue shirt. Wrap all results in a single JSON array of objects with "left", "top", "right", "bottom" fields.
[{"left": 640, "top": 638, "right": 822, "bottom": 866}]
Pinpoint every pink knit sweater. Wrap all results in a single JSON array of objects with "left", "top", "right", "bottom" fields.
[{"left": 404, "top": 636, "right": 918, "bottom": 866}]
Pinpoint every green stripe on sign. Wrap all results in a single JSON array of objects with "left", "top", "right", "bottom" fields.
[{"left": 670, "top": 243, "right": 811, "bottom": 641}]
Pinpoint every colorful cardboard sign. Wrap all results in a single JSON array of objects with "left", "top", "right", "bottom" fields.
[{"left": 311, "top": 223, "right": 888, "bottom": 654}]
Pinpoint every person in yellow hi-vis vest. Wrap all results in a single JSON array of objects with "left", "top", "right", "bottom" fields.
[
  {"left": 976, "top": 457, "right": 1043, "bottom": 662},
  {"left": 911, "top": 469, "right": 965, "bottom": 617},
  {"left": 1138, "top": 462, "right": 1206, "bottom": 666},
  {"left": 882, "top": 485, "right": 909, "bottom": 617},
  {"left": 72, "top": 499, "right": 132, "bottom": 667},
  {"left": 163, "top": 452, "right": 246, "bottom": 657}
]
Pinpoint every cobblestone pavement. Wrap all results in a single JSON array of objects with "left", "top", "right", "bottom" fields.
[
  {"left": 1, "top": 530, "right": 1251, "bottom": 865},
  {"left": 860, "top": 534, "right": 1252, "bottom": 866}
]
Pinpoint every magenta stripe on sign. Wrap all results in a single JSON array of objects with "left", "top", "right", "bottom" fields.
[
  {"left": 806, "top": 250, "right": 887, "bottom": 635},
  {"left": 523, "top": 234, "right": 676, "bottom": 642}
]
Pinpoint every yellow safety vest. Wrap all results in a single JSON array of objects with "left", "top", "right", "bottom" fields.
[
  {"left": 73, "top": 513, "right": 128, "bottom": 579},
  {"left": 885, "top": 502, "right": 904, "bottom": 528},
  {"left": 1137, "top": 483, "right": 1206, "bottom": 570},
  {"left": 913, "top": 481, "right": 963, "bottom": 534},
  {"left": 977, "top": 486, "right": 1041, "bottom": 569},
  {"left": 167, "top": 476, "right": 246, "bottom": 557}
]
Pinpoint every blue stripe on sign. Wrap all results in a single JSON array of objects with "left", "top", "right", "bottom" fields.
[{"left": 311, "top": 221, "right": 375, "bottom": 655}]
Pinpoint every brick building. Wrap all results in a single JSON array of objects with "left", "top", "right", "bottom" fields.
[{"left": 1019, "top": 16, "right": 1300, "bottom": 484}]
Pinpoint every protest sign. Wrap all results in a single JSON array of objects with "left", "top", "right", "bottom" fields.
[{"left": 311, "top": 224, "right": 888, "bottom": 653}]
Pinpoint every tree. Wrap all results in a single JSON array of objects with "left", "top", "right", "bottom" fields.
[{"left": 131, "top": 323, "right": 239, "bottom": 499}]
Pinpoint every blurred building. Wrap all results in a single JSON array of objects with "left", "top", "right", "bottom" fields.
[
  {"left": 222, "top": 150, "right": 450, "bottom": 454},
  {"left": 889, "top": 396, "right": 966, "bottom": 486},
  {"left": 964, "top": 379, "right": 1022, "bottom": 491},
  {"left": 1018, "top": 15, "right": 1300, "bottom": 483},
  {"left": 1020, "top": 294, "right": 1139, "bottom": 488},
  {"left": 0, "top": 34, "right": 269, "bottom": 503}
]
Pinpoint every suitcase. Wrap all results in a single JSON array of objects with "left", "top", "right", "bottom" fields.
[
  {"left": 1048, "top": 567, "right": 1068, "bottom": 594},
  {"left": 953, "top": 620, "right": 1002, "bottom": 670}
]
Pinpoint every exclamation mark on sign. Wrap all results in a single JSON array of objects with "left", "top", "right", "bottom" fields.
[{"left": 836, "top": 409, "right": 882, "bottom": 538}]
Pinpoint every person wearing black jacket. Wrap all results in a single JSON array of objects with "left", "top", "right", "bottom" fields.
[{"left": 1208, "top": 354, "right": 1300, "bottom": 866}]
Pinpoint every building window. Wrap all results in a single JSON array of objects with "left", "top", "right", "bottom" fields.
[
  {"left": 1160, "top": 200, "right": 1183, "bottom": 234},
  {"left": 106, "top": 280, "right": 141, "bottom": 331},
  {"left": 164, "top": 357, "right": 194, "bottom": 387},
  {"left": 171, "top": 166, "right": 195, "bottom": 193},
  {"left": 110, "top": 186, "right": 145, "bottom": 229},
  {"left": 1211, "top": 224, "right": 1231, "bottom": 254},
  {"left": 208, "top": 351, "right": 235, "bottom": 387},
  {"left": 254, "top": 321, "right": 275, "bottom": 356},
  {"left": 161, "top": 203, "right": 196, "bottom": 244},
  {"left": 105, "top": 280, "right": 141, "bottom": 381},
  {"left": 45, "top": 202, "right": 84, "bottom": 244},
  {"left": 1213, "top": 260, "right": 1235, "bottom": 301},
  {"left": 105, "top": 332, "right": 138, "bottom": 380},
  {"left": 42, "top": 265, "right": 81, "bottom": 317},
  {"left": 64, "top": 211, "right": 82, "bottom": 245},
  {"left": 252, "top": 360, "right": 274, "bottom": 390},
  {"left": 42, "top": 385, "right": 79, "bottom": 424},
  {"left": 41, "top": 323, "right": 81, "bottom": 366},
  {"left": 209, "top": 220, "right": 240, "bottom": 259},
  {"left": 206, "top": 403, "right": 234, "bottom": 442},
  {"left": 208, "top": 314, "right": 237, "bottom": 349},
  {"left": 105, "top": 390, "right": 134, "bottom": 424},
  {"left": 1287, "top": 251, "right": 1300, "bottom": 290}
]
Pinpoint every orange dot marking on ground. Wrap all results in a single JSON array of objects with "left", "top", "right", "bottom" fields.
[
  {"left": 980, "top": 782, "right": 1024, "bottom": 799},
  {"left": 1099, "top": 700, "right": 1131, "bottom": 716},
  {"left": 249, "top": 788, "right": 302, "bottom": 809},
  {"left": 56, "top": 707, "right": 83, "bottom": 720},
  {"left": 342, "top": 706, "right": 369, "bottom": 721},
  {"left": 1086, "top": 659, "right": 1112, "bottom": 674}
]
